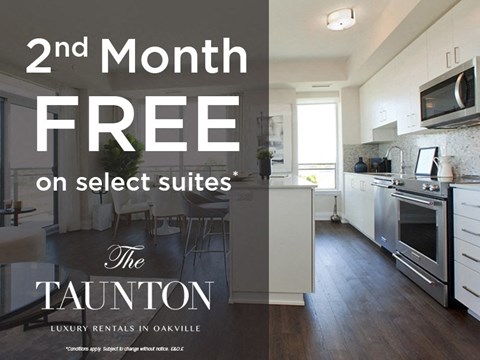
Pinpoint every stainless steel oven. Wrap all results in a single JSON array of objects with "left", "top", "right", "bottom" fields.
[
  {"left": 393, "top": 192, "right": 447, "bottom": 279},
  {"left": 391, "top": 175, "right": 480, "bottom": 307},
  {"left": 391, "top": 177, "right": 451, "bottom": 306}
]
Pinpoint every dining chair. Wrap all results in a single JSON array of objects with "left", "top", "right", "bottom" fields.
[
  {"left": 148, "top": 189, "right": 185, "bottom": 239},
  {"left": 199, "top": 189, "right": 229, "bottom": 203},
  {"left": 110, "top": 189, "right": 150, "bottom": 240}
]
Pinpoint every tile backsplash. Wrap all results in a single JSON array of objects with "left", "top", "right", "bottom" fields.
[
  {"left": 344, "top": 126, "right": 480, "bottom": 176},
  {"left": 343, "top": 144, "right": 379, "bottom": 172}
]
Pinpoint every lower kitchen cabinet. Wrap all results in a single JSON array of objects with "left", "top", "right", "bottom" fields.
[
  {"left": 344, "top": 173, "right": 374, "bottom": 241},
  {"left": 453, "top": 186, "right": 480, "bottom": 319}
]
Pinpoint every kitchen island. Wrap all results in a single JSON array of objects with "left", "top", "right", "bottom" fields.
[{"left": 228, "top": 175, "right": 316, "bottom": 306}]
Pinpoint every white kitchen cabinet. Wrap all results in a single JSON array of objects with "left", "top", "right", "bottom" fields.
[
  {"left": 454, "top": 188, "right": 480, "bottom": 220},
  {"left": 371, "top": 64, "right": 397, "bottom": 128},
  {"left": 453, "top": 186, "right": 480, "bottom": 319},
  {"left": 427, "top": 0, "right": 480, "bottom": 80},
  {"left": 359, "top": 45, "right": 398, "bottom": 144},
  {"left": 452, "top": 0, "right": 480, "bottom": 67},
  {"left": 360, "top": 81, "right": 375, "bottom": 144},
  {"left": 396, "top": 34, "right": 428, "bottom": 135},
  {"left": 426, "top": 11, "right": 454, "bottom": 80},
  {"left": 344, "top": 173, "right": 374, "bottom": 241},
  {"left": 359, "top": 75, "right": 397, "bottom": 144},
  {"left": 355, "top": 0, "right": 480, "bottom": 143}
]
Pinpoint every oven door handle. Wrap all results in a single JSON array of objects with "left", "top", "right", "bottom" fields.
[
  {"left": 393, "top": 252, "right": 435, "bottom": 286},
  {"left": 371, "top": 183, "right": 394, "bottom": 189},
  {"left": 391, "top": 192, "right": 435, "bottom": 207}
]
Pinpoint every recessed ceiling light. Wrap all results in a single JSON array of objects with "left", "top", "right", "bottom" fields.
[
  {"left": 327, "top": 8, "right": 356, "bottom": 31},
  {"left": 312, "top": 84, "right": 332, "bottom": 88}
]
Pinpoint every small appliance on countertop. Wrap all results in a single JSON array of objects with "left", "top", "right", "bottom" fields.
[{"left": 378, "top": 158, "right": 392, "bottom": 173}]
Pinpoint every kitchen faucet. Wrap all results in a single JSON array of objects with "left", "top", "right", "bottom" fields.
[{"left": 385, "top": 146, "right": 405, "bottom": 174}]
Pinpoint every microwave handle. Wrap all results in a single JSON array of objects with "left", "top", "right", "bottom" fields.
[{"left": 455, "top": 72, "right": 466, "bottom": 109}]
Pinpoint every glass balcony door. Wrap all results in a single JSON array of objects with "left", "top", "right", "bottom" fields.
[{"left": 7, "top": 103, "right": 57, "bottom": 230}]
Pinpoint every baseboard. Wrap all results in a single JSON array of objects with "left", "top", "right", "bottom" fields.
[
  {"left": 229, "top": 292, "right": 305, "bottom": 306},
  {"left": 468, "top": 309, "right": 480, "bottom": 322},
  {"left": 315, "top": 211, "right": 334, "bottom": 221}
]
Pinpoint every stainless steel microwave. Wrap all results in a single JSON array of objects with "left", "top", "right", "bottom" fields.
[{"left": 420, "top": 57, "right": 480, "bottom": 129}]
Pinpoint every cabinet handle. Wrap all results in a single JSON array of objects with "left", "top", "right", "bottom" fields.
[
  {"left": 454, "top": 47, "right": 460, "bottom": 64},
  {"left": 462, "top": 253, "right": 480, "bottom": 263},
  {"left": 462, "top": 228, "right": 480, "bottom": 237},
  {"left": 446, "top": 52, "right": 452, "bottom": 68},
  {"left": 461, "top": 202, "right": 480, "bottom": 208},
  {"left": 462, "top": 285, "right": 480, "bottom": 298}
]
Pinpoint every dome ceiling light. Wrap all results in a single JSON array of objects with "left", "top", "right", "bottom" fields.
[{"left": 326, "top": 8, "right": 356, "bottom": 31}]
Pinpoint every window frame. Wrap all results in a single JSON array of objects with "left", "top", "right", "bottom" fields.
[{"left": 295, "top": 99, "right": 339, "bottom": 192}]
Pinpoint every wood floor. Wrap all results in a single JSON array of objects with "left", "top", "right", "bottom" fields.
[{"left": 47, "top": 221, "right": 480, "bottom": 359}]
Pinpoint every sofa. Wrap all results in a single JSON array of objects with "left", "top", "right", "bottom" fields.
[{"left": 0, "top": 226, "right": 46, "bottom": 263}]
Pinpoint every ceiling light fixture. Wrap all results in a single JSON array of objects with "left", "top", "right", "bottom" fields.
[{"left": 326, "top": 8, "right": 356, "bottom": 31}]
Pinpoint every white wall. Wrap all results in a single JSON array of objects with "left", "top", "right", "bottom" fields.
[{"left": 340, "top": 87, "right": 361, "bottom": 145}]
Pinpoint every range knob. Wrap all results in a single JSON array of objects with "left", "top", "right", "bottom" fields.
[
  {"left": 422, "top": 183, "right": 429, "bottom": 190},
  {"left": 393, "top": 179, "right": 403, "bottom": 186},
  {"left": 429, "top": 184, "right": 440, "bottom": 191}
]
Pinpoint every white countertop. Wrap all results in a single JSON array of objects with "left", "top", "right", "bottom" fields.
[
  {"left": 344, "top": 171, "right": 406, "bottom": 177},
  {"left": 450, "top": 183, "right": 480, "bottom": 191},
  {"left": 230, "top": 175, "right": 316, "bottom": 189}
]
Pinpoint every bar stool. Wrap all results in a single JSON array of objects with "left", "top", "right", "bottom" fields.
[{"left": 179, "top": 191, "right": 229, "bottom": 287}]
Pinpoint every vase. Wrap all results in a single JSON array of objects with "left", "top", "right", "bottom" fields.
[
  {"left": 259, "top": 159, "right": 271, "bottom": 180},
  {"left": 354, "top": 157, "right": 368, "bottom": 173}
]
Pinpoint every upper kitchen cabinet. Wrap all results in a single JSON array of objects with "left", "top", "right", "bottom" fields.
[
  {"left": 427, "top": 0, "right": 480, "bottom": 80},
  {"left": 396, "top": 33, "right": 428, "bottom": 135},
  {"left": 360, "top": 80, "right": 375, "bottom": 143},
  {"left": 451, "top": 0, "right": 480, "bottom": 64},
  {"left": 359, "top": 61, "right": 397, "bottom": 144},
  {"left": 426, "top": 10, "right": 453, "bottom": 80}
]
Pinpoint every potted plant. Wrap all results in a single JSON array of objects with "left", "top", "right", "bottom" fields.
[
  {"left": 96, "top": 134, "right": 145, "bottom": 231},
  {"left": 100, "top": 134, "right": 145, "bottom": 180},
  {"left": 256, "top": 148, "right": 273, "bottom": 180}
]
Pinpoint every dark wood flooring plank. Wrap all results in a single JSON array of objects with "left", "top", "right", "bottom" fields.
[{"left": 44, "top": 220, "right": 480, "bottom": 360}]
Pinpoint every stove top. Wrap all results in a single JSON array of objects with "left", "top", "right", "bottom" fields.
[{"left": 393, "top": 175, "right": 480, "bottom": 198}]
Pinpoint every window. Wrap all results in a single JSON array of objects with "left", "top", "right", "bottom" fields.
[
  {"left": 297, "top": 103, "right": 337, "bottom": 189},
  {"left": 136, "top": 99, "right": 228, "bottom": 179},
  {"left": 9, "top": 104, "right": 57, "bottom": 227}
]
